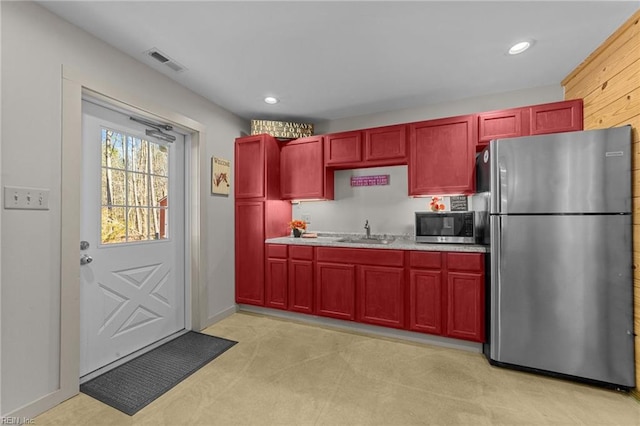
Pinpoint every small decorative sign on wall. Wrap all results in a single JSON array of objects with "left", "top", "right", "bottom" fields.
[
  {"left": 450, "top": 195, "right": 468, "bottom": 211},
  {"left": 250, "top": 120, "right": 314, "bottom": 139},
  {"left": 211, "top": 156, "right": 230, "bottom": 196},
  {"left": 350, "top": 174, "right": 390, "bottom": 187}
]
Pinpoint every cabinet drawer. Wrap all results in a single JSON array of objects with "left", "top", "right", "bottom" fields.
[
  {"left": 447, "top": 253, "right": 483, "bottom": 271},
  {"left": 289, "top": 245, "right": 314, "bottom": 260},
  {"left": 266, "top": 244, "right": 288, "bottom": 259},
  {"left": 316, "top": 247, "right": 404, "bottom": 267},
  {"left": 409, "top": 251, "right": 442, "bottom": 269}
]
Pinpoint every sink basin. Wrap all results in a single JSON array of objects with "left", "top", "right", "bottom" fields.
[{"left": 336, "top": 237, "right": 395, "bottom": 245}]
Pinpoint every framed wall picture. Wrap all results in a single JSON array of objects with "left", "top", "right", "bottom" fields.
[{"left": 211, "top": 156, "right": 230, "bottom": 195}]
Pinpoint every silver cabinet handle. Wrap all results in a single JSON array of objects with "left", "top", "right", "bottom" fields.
[{"left": 80, "top": 254, "right": 93, "bottom": 265}]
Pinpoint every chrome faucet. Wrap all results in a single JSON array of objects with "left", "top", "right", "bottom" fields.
[{"left": 364, "top": 220, "right": 371, "bottom": 239}]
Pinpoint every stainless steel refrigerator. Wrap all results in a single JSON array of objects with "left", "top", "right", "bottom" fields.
[{"left": 478, "top": 125, "right": 635, "bottom": 389}]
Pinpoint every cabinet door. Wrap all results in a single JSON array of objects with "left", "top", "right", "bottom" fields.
[
  {"left": 446, "top": 271, "right": 484, "bottom": 342},
  {"left": 235, "top": 201, "right": 265, "bottom": 305},
  {"left": 316, "top": 262, "right": 356, "bottom": 320},
  {"left": 281, "top": 136, "right": 332, "bottom": 200},
  {"left": 235, "top": 136, "right": 265, "bottom": 199},
  {"left": 409, "top": 269, "right": 442, "bottom": 335},
  {"left": 409, "top": 115, "right": 477, "bottom": 195},
  {"left": 364, "top": 125, "right": 407, "bottom": 164},
  {"left": 357, "top": 265, "right": 405, "bottom": 329},
  {"left": 266, "top": 257, "right": 288, "bottom": 309},
  {"left": 477, "top": 108, "right": 530, "bottom": 149},
  {"left": 325, "top": 131, "right": 362, "bottom": 166},
  {"left": 530, "top": 99, "right": 583, "bottom": 135},
  {"left": 289, "top": 259, "right": 314, "bottom": 313}
]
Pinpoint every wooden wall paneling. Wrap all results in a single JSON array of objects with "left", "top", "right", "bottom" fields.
[
  {"left": 583, "top": 87, "right": 640, "bottom": 129},
  {"left": 562, "top": 12, "right": 639, "bottom": 97},
  {"left": 563, "top": 9, "right": 640, "bottom": 396},
  {"left": 582, "top": 60, "right": 640, "bottom": 113}
]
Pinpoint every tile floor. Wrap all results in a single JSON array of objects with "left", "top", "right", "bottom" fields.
[{"left": 36, "top": 312, "right": 640, "bottom": 425}]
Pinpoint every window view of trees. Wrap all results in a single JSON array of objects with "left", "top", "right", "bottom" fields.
[{"left": 101, "top": 128, "right": 169, "bottom": 244}]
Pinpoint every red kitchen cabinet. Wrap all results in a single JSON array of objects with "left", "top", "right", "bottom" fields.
[
  {"left": 530, "top": 99, "right": 583, "bottom": 135},
  {"left": 325, "top": 131, "right": 362, "bottom": 166},
  {"left": 265, "top": 244, "right": 288, "bottom": 309},
  {"left": 288, "top": 246, "right": 314, "bottom": 314},
  {"left": 315, "top": 262, "right": 356, "bottom": 321},
  {"left": 408, "top": 251, "right": 443, "bottom": 334},
  {"left": 445, "top": 253, "right": 485, "bottom": 342},
  {"left": 235, "top": 201, "right": 266, "bottom": 305},
  {"left": 363, "top": 124, "right": 408, "bottom": 165},
  {"left": 235, "top": 134, "right": 282, "bottom": 200},
  {"left": 357, "top": 265, "right": 405, "bottom": 329},
  {"left": 408, "top": 115, "right": 477, "bottom": 195},
  {"left": 477, "top": 107, "right": 530, "bottom": 150},
  {"left": 281, "top": 136, "right": 334, "bottom": 200}
]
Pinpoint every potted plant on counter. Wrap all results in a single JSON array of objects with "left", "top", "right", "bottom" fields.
[{"left": 289, "top": 219, "right": 307, "bottom": 238}]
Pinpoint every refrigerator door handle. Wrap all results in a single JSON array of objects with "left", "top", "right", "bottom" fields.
[
  {"left": 490, "top": 143, "right": 503, "bottom": 214},
  {"left": 490, "top": 215, "right": 502, "bottom": 358}
]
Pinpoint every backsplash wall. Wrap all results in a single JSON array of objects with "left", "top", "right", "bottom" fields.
[{"left": 292, "top": 166, "right": 459, "bottom": 236}]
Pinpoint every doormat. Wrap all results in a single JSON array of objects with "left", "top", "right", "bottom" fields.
[{"left": 80, "top": 331, "right": 237, "bottom": 416}]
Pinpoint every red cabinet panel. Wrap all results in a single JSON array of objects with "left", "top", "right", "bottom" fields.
[
  {"left": 446, "top": 271, "right": 485, "bottom": 342},
  {"left": 281, "top": 136, "right": 334, "bottom": 200},
  {"left": 409, "top": 251, "right": 442, "bottom": 269},
  {"left": 289, "top": 245, "right": 314, "bottom": 260},
  {"left": 408, "top": 115, "right": 477, "bottom": 195},
  {"left": 316, "top": 247, "right": 404, "bottom": 267},
  {"left": 266, "top": 244, "right": 288, "bottom": 259},
  {"left": 477, "top": 107, "right": 530, "bottom": 150},
  {"left": 235, "top": 201, "right": 265, "bottom": 305},
  {"left": 447, "top": 252, "right": 483, "bottom": 272},
  {"left": 316, "top": 262, "right": 356, "bottom": 321},
  {"left": 357, "top": 265, "right": 405, "bottom": 329},
  {"left": 266, "top": 257, "right": 288, "bottom": 309},
  {"left": 409, "top": 269, "right": 443, "bottom": 334},
  {"left": 325, "top": 131, "right": 362, "bottom": 166},
  {"left": 530, "top": 99, "right": 583, "bottom": 136},
  {"left": 289, "top": 259, "right": 314, "bottom": 314},
  {"left": 235, "top": 134, "right": 282, "bottom": 200},
  {"left": 364, "top": 124, "right": 408, "bottom": 165}
]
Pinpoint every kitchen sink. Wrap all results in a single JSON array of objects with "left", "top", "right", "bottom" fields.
[{"left": 336, "top": 237, "right": 395, "bottom": 245}]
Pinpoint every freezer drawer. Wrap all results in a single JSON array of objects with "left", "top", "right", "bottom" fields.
[{"left": 490, "top": 214, "right": 634, "bottom": 387}]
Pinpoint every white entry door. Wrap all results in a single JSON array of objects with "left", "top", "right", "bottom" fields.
[{"left": 80, "top": 100, "right": 185, "bottom": 377}]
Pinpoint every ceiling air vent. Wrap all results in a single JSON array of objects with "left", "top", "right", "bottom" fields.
[{"left": 145, "top": 48, "right": 187, "bottom": 73}]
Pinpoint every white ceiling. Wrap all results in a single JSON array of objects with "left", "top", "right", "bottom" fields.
[{"left": 39, "top": 1, "right": 639, "bottom": 123}]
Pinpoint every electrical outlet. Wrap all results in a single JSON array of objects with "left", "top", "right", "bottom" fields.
[
  {"left": 302, "top": 213, "right": 311, "bottom": 224},
  {"left": 4, "top": 186, "right": 50, "bottom": 210}
]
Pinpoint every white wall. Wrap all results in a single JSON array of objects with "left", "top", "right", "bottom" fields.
[
  {"left": 298, "top": 85, "right": 564, "bottom": 234},
  {"left": 1, "top": 1, "right": 245, "bottom": 415},
  {"left": 315, "top": 84, "right": 563, "bottom": 134}
]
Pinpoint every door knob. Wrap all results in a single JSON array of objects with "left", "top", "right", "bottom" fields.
[
  {"left": 80, "top": 240, "right": 90, "bottom": 250},
  {"left": 80, "top": 254, "right": 93, "bottom": 265}
]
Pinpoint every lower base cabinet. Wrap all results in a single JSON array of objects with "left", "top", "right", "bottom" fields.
[
  {"left": 316, "top": 262, "right": 356, "bottom": 320},
  {"left": 258, "top": 244, "right": 485, "bottom": 343},
  {"left": 357, "top": 265, "right": 405, "bottom": 329}
]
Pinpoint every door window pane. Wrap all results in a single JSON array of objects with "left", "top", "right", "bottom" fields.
[{"left": 101, "top": 128, "right": 170, "bottom": 244}]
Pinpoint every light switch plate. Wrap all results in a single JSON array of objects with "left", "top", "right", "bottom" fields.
[
  {"left": 302, "top": 213, "right": 311, "bottom": 224},
  {"left": 4, "top": 186, "right": 50, "bottom": 210}
]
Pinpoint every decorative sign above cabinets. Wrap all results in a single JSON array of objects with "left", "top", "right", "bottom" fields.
[
  {"left": 251, "top": 120, "right": 314, "bottom": 139},
  {"left": 350, "top": 174, "right": 390, "bottom": 187}
]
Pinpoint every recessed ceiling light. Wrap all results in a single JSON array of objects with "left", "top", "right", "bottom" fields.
[
  {"left": 264, "top": 96, "right": 279, "bottom": 105},
  {"left": 508, "top": 41, "right": 532, "bottom": 55}
]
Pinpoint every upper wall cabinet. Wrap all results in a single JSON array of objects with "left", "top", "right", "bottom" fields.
[
  {"left": 325, "top": 131, "right": 363, "bottom": 166},
  {"left": 235, "top": 134, "right": 282, "bottom": 200},
  {"left": 477, "top": 107, "right": 530, "bottom": 149},
  {"left": 476, "top": 99, "right": 584, "bottom": 151},
  {"left": 409, "top": 115, "right": 477, "bottom": 196},
  {"left": 529, "top": 99, "right": 583, "bottom": 135},
  {"left": 363, "top": 124, "right": 408, "bottom": 166},
  {"left": 281, "top": 136, "right": 334, "bottom": 200}
]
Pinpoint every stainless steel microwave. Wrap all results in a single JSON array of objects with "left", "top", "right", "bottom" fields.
[{"left": 415, "top": 211, "right": 476, "bottom": 244}]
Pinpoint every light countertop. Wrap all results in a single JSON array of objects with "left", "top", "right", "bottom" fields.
[{"left": 265, "top": 233, "right": 489, "bottom": 253}]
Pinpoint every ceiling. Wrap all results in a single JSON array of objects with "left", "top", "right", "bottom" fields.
[{"left": 39, "top": 1, "right": 639, "bottom": 124}]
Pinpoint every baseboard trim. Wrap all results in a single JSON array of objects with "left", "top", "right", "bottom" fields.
[
  {"left": 237, "top": 305, "right": 482, "bottom": 353},
  {"left": 202, "top": 305, "right": 238, "bottom": 330}
]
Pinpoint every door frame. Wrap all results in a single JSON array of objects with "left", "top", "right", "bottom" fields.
[{"left": 48, "top": 67, "right": 208, "bottom": 414}]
